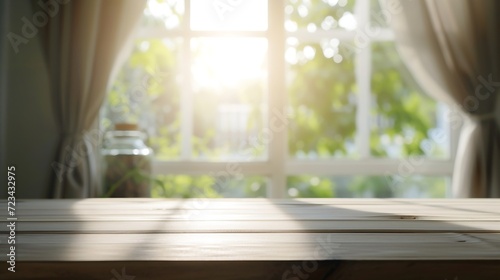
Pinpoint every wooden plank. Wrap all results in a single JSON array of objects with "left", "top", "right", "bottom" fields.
[
  {"left": 1, "top": 199, "right": 499, "bottom": 263},
  {"left": 1, "top": 233, "right": 500, "bottom": 261},
  {"left": 4, "top": 200, "right": 500, "bottom": 220},
  {"left": 8, "top": 204, "right": 500, "bottom": 218},
  {"left": 3, "top": 220, "right": 500, "bottom": 233},
  {"left": 2, "top": 199, "right": 500, "bottom": 234},
  {"left": 13, "top": 197, "right": 500, "bottom": 204},
  {"left": 7, "top": 198, "right": 500, "bottom": 209},
  {"left": 4, "top": 201, "right": 499, "bottom": 226}
]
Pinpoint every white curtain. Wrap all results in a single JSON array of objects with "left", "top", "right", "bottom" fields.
[
  {"left": 42, "top": 0, "right": 146, "bottom": 198},
  {"left": 387, "top": 0, "right": 500, "bottom": 197}
]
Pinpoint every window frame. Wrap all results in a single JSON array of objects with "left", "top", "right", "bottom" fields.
[{"left": 126, "top": 0, "right": 459, "bottom": 198}]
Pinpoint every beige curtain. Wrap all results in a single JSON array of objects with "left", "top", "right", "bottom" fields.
[
  {"left": 42, "top": 0, "right": 146, "bottom": 198},
  {"left": 388, "top": 0, "right": 500, "bottom": 197}
]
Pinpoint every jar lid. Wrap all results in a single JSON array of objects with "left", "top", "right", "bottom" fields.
[{"left": 115, "top": 123, "right": 138, "bottom": 131}]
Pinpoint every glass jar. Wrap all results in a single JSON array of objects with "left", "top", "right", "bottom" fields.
[{"left": 101, "top": 123, "right": 153, "bottom": 197}]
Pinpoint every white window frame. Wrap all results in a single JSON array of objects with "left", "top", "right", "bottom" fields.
[{"left": 133, "top": 0, "right": 458, "bottom": 198}]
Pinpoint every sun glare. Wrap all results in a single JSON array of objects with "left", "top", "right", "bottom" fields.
[
  {"left": 190, "top": 0, "right": 268, "bottom": 31},
  {"left": 191, "top": 38, "right": 267, "bottom": 92}
]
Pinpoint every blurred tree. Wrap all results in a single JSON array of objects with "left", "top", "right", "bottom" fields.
[{"left": 285, "top": 0, "right": 445, "bottom": 197}]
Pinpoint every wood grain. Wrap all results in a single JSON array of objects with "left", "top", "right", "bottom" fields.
[{"left": 1, "top": 199, "right": 500, "bottom": 261}]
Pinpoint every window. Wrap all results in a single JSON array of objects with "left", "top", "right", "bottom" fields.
[{"left": 101, "top": 0, "right": 458, "bottom": 199}]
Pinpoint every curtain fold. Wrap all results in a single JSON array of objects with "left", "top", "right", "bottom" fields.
[
  {"left": 42, "top": 0, "right": 146, "bottom": 198},
  {"left": 387, "top": 0, "right": 500, "bottom": 197}
]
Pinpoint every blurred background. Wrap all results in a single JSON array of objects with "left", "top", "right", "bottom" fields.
[{"left": 100, "top": 0, "right": 454, "bottom": 199}]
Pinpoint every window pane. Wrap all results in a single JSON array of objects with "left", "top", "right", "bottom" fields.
[
  {"left": 152, "top": 175, "right": 267, "bottom": 198},
  {"left": 103, "top": 38, "right": 183, "bottom": 159},
  {"left": 287, "top": 175, "right": 449, "bottom": 198},
  {"left": 285, "top": 0, "right": 356, "bottom": 32},
  {"left": 287, "top": 39, "right": 357, "bottom": 159},
  {"left": 191, "top": 38, "right": 268, "bottom": 160},
  {"left": 191, "top": 0, "right": 268, "bottom": 31},
  {"left": 141, "top": 0, "right": 184, "bottom": 30},
  {"left": 370, "top": 42, "right": 449, "bottom": 158}
]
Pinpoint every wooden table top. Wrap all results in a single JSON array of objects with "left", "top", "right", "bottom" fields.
[{"left": 1, "top": 198, "right": 500, "bottom": 262}]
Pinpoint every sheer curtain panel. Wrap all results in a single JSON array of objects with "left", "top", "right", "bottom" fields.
[
  {"left": 41, "top": 0, "right": 146, "bottom": 198},
  {"left": 387, "top": 0, "right": 500, "bottom": 197}
]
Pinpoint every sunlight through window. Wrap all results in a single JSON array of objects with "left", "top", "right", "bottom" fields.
[
  {"left": 190, "top": 0, "right": 268, "bottom": 31},
  {"left": 102, "top": 0, "right": 455, "bottom": 199},
  {"left": 191, "top": 38, "right": 267, "bottom": 92}
]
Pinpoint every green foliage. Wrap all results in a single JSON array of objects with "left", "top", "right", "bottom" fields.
[
  {"left": 287, "top": 0, "right": 356, "bottom": 30},
  {"left": 152, "top": 175, "right": 221, "bottom": 198},
  {"left": 104, "top": 38, "right": 182, "bottom": 159},
  {"left": 288, "top": 41, "right": 357, "bottom": 158},
  {"left": 370, "top": 42, "right": 437, "bottom": 157},
  {"left": 287, "top": 176, "right": 335, "bottom": 198},
  {"left": 285, "top": 2, "right": 447, "bottom": 197},
  {"left": 349, "top": 176, "right": 447, "bottom": 198},
  {"left": 141, "top": 0, "right": 184, "bottom": 29},
  {"left": 288, "top": 176, "right": 447, "bottom": 198}
]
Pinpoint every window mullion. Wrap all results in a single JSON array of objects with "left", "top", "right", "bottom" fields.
[
  {"left": 355, "top": 0, "right": 371, "bottom": 159},
  {"left": 268, "top": 0, "right": 286, "bottom": 198},
  {"left": 153, "top": 161, "right": 273, "bottom": 175},
  {"left": 181, "top": 0, "right": 192, "bottom": 160},
  {"left": 286, "top": 159, "right": 454, "bottom": 176}
]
